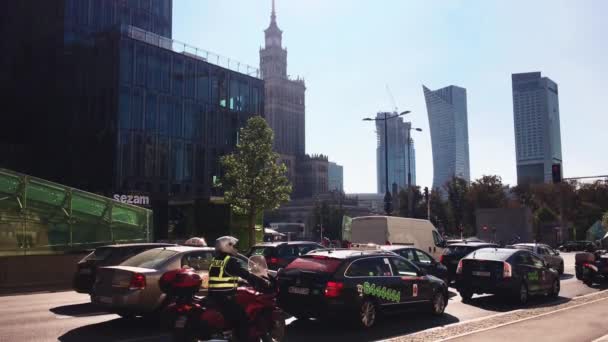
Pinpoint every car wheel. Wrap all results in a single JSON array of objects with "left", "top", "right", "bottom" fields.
[
  {"left": 459, "top": 289, "right": 473, "bottom": 302},
  {"left": 517, "top": 282, "right": 529, "bottom": 305},
  {"left": 430, "top": 291, "right": 446, "bottom": 316},
  {"left": 358, "top": 299, "right": 377, "bottom": 329},
  {"left": 550, "top": 279, "right": 560, "bottom": 298}
]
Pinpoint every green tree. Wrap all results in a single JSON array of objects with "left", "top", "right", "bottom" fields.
[
  {"left": 429, "top": 188, "right": 450, "bottom": 234},
  {"left": 220, "top": 116, "right": 292, "bottom": 248},
  {"left": 444, "top": 177, "right": 473, "bottom": 235},
  {"left": 468, "top": 175, "right": 507, "bottom": 209},
  {"left": 398, "top": 186, "right": 424, "bottom": 218}
]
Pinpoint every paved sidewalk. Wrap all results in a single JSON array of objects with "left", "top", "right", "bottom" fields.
[{"left": 447, "top": 297, "right": 608, "bottom": 342}]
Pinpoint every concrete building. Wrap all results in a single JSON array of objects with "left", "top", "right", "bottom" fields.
[
  {"left": 260, "top": 0, "right": 306, "bottom": 172},
  {"left": 512, "top": 72, "right": 563, "bottom": 185},
  {"left": 294, "top": 154, "right": 329, "bottom": 198},
  {"left": 423, "top": 85, "right": 471, "bottom": 190},
  {"left": 347, "top": 193, "right": 385, "bottom": 214},
  {"left": 328, "top": 162, "right": 344, "bottom": 192},
  {"left": 375, "top": 113, "right": 417, "bottom": 194}
]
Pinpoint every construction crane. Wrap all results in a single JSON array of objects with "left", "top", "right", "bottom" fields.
[{"left": 386, "top": 84, "right": 399, "bottom": 114}]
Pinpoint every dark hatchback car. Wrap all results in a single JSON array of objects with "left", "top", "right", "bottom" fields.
[
  {"left": 73, "top": 243, "right": 175, "bottom": 293},
  {"left": 456, "top": 248, "right": 560, "bottom": 304},
  {"left": 381, "top": 245, "right": 449, "bottom": 284},
  {"left": 441, "top": 242, "right": 498, "bottom": 282},
  {"left": 277, "top": 249, "right": 448, "bottom": 328},
  {"left": 247, "top": 241, "right": 324, "bottom": 270}
]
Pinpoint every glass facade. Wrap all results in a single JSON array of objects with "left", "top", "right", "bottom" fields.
[
  {"left": 423, "top": 85, "right": 471, "bottom": 190},
  {"left": 115, "top": 36, "right": 264, "bottom": 199},
  {"left": 64, "top": 0, "right": 172, "bottom": 43},
  {"left": 0, "top": 169, "right": 152, "bottom": 257},
  {"left": 512, "top": 72, "right": 563, "bottom": 185},
  {"left": 375, "top": 114, "right": 417, "bottom": 193}
]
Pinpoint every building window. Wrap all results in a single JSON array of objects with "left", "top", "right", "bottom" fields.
[
  {"left": 135, "top": 43, "right": 146, "bottom": 86},
  {"left": 134, "top": 134, "right": 145, "bottom": 177},
  {"left": 229, "top": 79, "right": 239, "bottom": 110},
  {"left": 171, "top": 99, "right": 183, "bottom": 137},
  {"left": 160, "top": 51, "right": 171, "bottom": 93},
  {"left": 158, "top": 137, "right": 169, "bottom": 178},
  {"left": 147, "top": 49, "right": 160, "bottom": 90},
  {"left": 185, "top": 60, "right": 195, "bottom": 99},
  {"left": 119, "top": 86, "right": 131, "bottom": 129},
  {"left": 218, "top": 72, "right": 227, "bottom": 108},
  {"left": 144, "top": 135, "right": 156, "bottom": 177},
  {"left": 120, "top": 131, "right": 132, "bottom": 178},
  {"left": 184, "top": 101, "right": 195, "bottom": 139},
  {"left": 195, "top": 145, "right": 205, "bottom": 184},
  {"left": 145, "top": 92, "right": 157, "bottom": 132},
  {"left": 171, "top": 140, "right": 184, "bottom": 182},
  {"left": 184, "top": 143, "right": 193, "bottom": 181},
  {"left": 196, "top": 63, "right": 210, "bottom": 103},
  {"left": 120, "top": 40, "right": 133, "bottom": 84},
  {"left": 132, "top": 88, "right": 144, "bottom": 130},
  {"left": 173, "top": 56, "right": 184, "bottom": 97},
  {"left": 238, "top": 81, "right": 249, "bottom": 112},
  {"left": 159, "top": 95, "right": 170, "bottom": 135}
]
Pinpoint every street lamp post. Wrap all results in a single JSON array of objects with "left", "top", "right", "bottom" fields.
[
  {"left": 405, "top": 126, "right": 422, "bottom": 217},
  {"left": 364, "top": 111, "right": 411, "bottom": 216}
]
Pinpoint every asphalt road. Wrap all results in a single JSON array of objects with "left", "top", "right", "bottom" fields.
[{"left": 0, "top": 252, "right": 601, "bottom": 342}]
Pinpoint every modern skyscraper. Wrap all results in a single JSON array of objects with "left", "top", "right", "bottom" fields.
[
  {"left": 423, "top": 85, "right": 471, "bottom": 190},
  {"left": 260, "top": 0, "right": 306, "bottom": 158},
  {"left": 512, "top": 72, "right": 563, "bottom": 185},
  {"left": 375, "top": 113, "right": 417, "bottom": 194},
  {"left": 328, "top": 162, "right": 344, "bottom": 192}
]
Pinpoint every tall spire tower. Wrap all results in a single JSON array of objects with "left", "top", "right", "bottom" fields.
[
  {"left": 261, "top": 0, "right": 287, "bottom": 79},
  {"left": 259, "top": 0, "right": 307, "bottom": 182}
]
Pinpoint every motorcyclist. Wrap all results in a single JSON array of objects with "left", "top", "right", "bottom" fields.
[{"left": 207, "top": 236, "right": 270, "bottom": 342}]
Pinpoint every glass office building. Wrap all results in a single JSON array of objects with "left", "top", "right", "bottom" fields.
[
  {"left": 1, "top": 1, "right": 264, "bottom": 240},
  {"left": 423, "top": 85, "right": 471, "bottom": 190},
  {"left": 375, "top": 113, "right": 417, "bottom": 194},
  {"left": 512, "top": 72, "right": 563, "bottom": 185}
]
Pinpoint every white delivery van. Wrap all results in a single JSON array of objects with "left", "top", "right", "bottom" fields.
[{"left": 350, "top": 216, "right": 446, "bottom": 259}]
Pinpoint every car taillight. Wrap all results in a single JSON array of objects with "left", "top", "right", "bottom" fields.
[
  {"left": 269, "top": 257, "right": 279, "bottom": 264},
  {"left": 129, "top": 273, "right": 146, "bottom": 290},
  {"left": 439, "top": 255, "right": 444, "bottom": 263},
  {"left": 456, "top": 260, "right": 463, "bottom": 274},
  {"left": 324, "top": 281, "right": 344, "bottom": 298},
  {"left": 503, "top": 262, "right": 512, "bottom": 278}
]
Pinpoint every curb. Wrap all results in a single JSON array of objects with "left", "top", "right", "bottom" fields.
[{"left": 439, "top": 295, "right": 608, "bottom": 341}]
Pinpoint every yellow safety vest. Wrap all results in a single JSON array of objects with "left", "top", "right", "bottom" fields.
[{"left": 207, "top": 255, "right": 240, "bottom": 292}]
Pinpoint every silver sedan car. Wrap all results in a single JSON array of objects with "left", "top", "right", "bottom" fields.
[
  {"left": 513, "top": 243, "right": 564, "bottom": 274},
  {"left": 91, "top": 246, "right": 216, "bottom": 317}
]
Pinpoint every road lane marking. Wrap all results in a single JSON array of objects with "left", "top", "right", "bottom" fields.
[{"left": 440, "top": 296, "right": 608, "bottom": 341}]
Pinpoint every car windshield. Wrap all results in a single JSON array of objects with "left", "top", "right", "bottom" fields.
[
  {"left": 120, "top": 249, "right": 178, "bottom": 269},
  {"left": 286, "top": 256, "right": 343, "bottom": 274},
  {"left": 514, "top": 245, "right": 534, "bottom": 252},
  {"left": 446, "top": 246, "right": 475, "bottom": 255},
  {"left": 249, "top": 247, "right": 271, "bottom": 257},
  {"left": 466, "top": 249, "right": 513, "bottom": 261}
]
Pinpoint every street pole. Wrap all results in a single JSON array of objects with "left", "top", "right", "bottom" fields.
[{"left": 407, "top": 128, "right": 413, "bottom": 218}]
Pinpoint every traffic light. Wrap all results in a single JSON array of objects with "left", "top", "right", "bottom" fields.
[
  {"left": 551, "top": 164, "right": 562, "bottom": 184},
  {"left": 423, "top": 187, "right": 429, "bottom": 201}
]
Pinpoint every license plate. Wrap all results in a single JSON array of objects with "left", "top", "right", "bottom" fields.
[
  {"left": 97, "top": 296, "right": 112, "bottom": 304},
  {"left": 79, "top": 268, "right": 92, "bottom": 275},
  {"left": 288, "top": 286, "right": 310, "bottom": 295},
  {"left": 472, "top": 271, "right": 491, "bottom": 277},
  {"left": 175, "top": 316, "right": 187, "bottom": 328}
]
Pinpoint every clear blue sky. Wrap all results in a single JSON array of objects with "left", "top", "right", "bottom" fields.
[{"left": 173, "top": 0, "right": 608, "bottom": 193}]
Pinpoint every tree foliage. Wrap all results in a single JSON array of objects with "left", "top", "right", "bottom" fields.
[
  {"left": 220, "top": 116, "right": 292, "bottom": 248},
  {"left": 468, "top": 175, "right": 507, "bottom": 209}
]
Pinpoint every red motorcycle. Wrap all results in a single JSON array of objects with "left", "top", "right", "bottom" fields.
[{"left": 160, "top": 256, "right": 285, "bottom": 342}]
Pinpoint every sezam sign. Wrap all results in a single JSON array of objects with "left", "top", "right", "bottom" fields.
[{"left": 113, "top": 194, "right": 150, "bottom": 206}]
